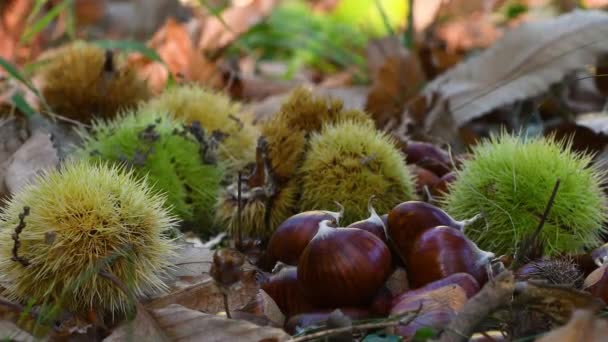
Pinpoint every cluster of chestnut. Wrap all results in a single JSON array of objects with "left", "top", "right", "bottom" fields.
[
  {"left": 403, "top": 141, "right": 460, "bottom": 199},
  {"left": 255, "top": 198, "right": 502, "bottom": 337}
]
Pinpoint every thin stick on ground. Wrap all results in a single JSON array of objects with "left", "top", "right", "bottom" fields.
[{"left": 288, "top": 311, "right": 419, "bottom": 342}]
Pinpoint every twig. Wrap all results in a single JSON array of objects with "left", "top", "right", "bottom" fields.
[
  {"left": 99, "top": 270, "right": 134, "bottom": 302},
  {"left": 236, "top": 171, "right": 243, "bottom": 250},
  {"left": 288, "top": 312, "right": 418, "bottom": 342},
  {"left": 435, "top": 271, "right": 516, "bottom": 342},
  {"left": 512, "top": 178, "right": 561, "bottom": 269},
  {"left": 11, "top": 206, "right": 30, "bottom": 267},
  {"left": 222, "top": 291, "right": 231, "bottom": 319},
  {"left": 531, "top": 178, "right": 561, "bottom": 247}
]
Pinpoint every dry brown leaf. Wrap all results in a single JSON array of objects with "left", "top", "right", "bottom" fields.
[
  {"left": 4, "top": 131, "right": 58, "bottom": 195},
  {"left": 0, "top": 320, "right": 39, "bottom": 342},
  {"left": 0, "top": 116, "right": 28, "bottom": 195},
  {"left": 197, "top": 0, "right": 277, "bottom": 52},
  {"left": 0, "top": 0, "right": 34, "bottom": 64},
  {"left": 421, "top": 9, "right": 608, "bottom": 138},
  {"left": 145, "top": 270, "right": 259, "bottom": 314},
  {"left": 130, "top": 17, "right": 222, "bottom": 94},
  {"left": 534, "top": 309, "right": 608, "bottom": 342},
  {"left": 165, "top": 243, "right": 215, "bottom": 289},
  {"left": 365, "top": 36, "right": 426, "bottom": 128},
  {"left": 103, "top": 303, "right": 170, "bottom": 342},
  {"left": 151, "top": 304, "right": 290, "bottom": 342}
]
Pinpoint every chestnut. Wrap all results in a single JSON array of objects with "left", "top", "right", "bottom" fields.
[
  {"left": 406, "top": 226, "right": 495, "bottom": 288},
  {"left": 411, "top": 165, "right": 440, "bottom": 196},
  {"left": 431, "top": 171, "right": 457, "bottom": 197},
  {"left": 347, "top": 197, "right": 388, "bottom": 243},
  {"left": 387, "top": 201, "right": 481, "bottom": 260},
  {"left": 298, "top": 220, "right": 393, "bottom": 307},
  {"left": 404, "top": 141, "right": 452, "bottom": 176},
  {"left": 260, "top": 266, "right": 316, "bottom": 317},
  {"left": 267, "top": 205, "right": 343, "bottom": 266}
]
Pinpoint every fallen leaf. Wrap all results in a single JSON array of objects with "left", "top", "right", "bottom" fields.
[
  {"left": 197, "top": 0, "right": 277, "bottom": 52},
  {"left": 145, "top": 270, "right": 259, "bottom": 314},
  {"left": 534, "top": 309, "right": 608, "bottom": 342},
  {"left": 365, "top": 36, "right": 426, "bottom": 129},
  {"left": 130, "top": 17, "right": 222, "bottom": 93},
  {"left": 103, "top": 303, "right": 170, "bottom": 342},
  {"left": 4, "top": 131, "right": 58, "bottom": 195},
  {"left": 0, "top": 320, "right": 39, "bottom": 342},
  {"left": 152, "top": 304, "right": 290, "bottom": 342},
  {"left": 436, "top": 12, "right": 503, "bottom": 52},
  {"left": 421, "top": 9, "right": 608, "bottom": 139}
]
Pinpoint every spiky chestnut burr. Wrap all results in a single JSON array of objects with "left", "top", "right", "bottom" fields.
[
  {"left": 139, "top": 84, "right": 259, "bottom": 173},
  {"left": 0, "top": 161, "right": 177, "bottom": 317},
  {"left": 40, "top": 41, "right": 150, "bottom": 122},
  {"left": 75, "top": 109, "right": 223, "bottom": 237},
  {"left": 215, "top": 87, "right": 373, "bottom": 238},
  {"left": 444, "top": 132, "right": 607, "bottom": 256},
  {"left": 298, "top": 120, "right": 416, "bottom": 224}
]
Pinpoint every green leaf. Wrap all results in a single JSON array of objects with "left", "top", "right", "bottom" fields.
[
  {"left": 412, "top": 327, "right": 438, "bottom": 342},
  {"left": 21, "top": 0, "right": 72, "bottom": 44},
  {"left": 10, "top": 92, "right": 37, "bottom": 118},
  {"left": 0, "top": 57, "right": 40, "bottom": 97},
  {"left": 91, "top": 40, "right": 164, "bottom": 63}
]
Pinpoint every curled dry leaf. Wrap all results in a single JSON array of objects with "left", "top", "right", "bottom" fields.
[
  {"left": 4, "top": 131, "right": 58, "bottom": 195},
  {"left": 150, "top": 304, "right": 290, "bottom": 342},
  {"left": 419, "top": 9, "right": 608, "bottom": 141},
  {"left": 534, "top": 309, "right": 608, "bottom": 342}
]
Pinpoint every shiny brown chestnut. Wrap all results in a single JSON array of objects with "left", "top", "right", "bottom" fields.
[
  {"left": 267, "top": 205, "right": 343, "bottom": 266},
  {"left": 347, "top": 197, "right": 387, "bottom": 243},
  {"left": 411, "top": 165, "right": 440, "bottom": 195},
  {"left": 431, "top": 171, "right": 457, "bottom": 197},
  {"left": 260, "top": 266, "right": 316, "bottom": 317},
  {"left": 387, "top": 201, "right": 481, "bottom": 260},
  {"left": 406, "top": 226, "right": 494, "bottom": 288},
  {"left": 404, "top": 141, "right": 452, "bottom": 176},
  {"left": 298, "top": 220, "right": 393, "bottom": 307}
]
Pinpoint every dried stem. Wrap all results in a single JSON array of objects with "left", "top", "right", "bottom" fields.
[
  {"left": 531, "top": 178, "right": 561, "bottom": 246},
  {"left": 513, "top": 178, "right": 561, "bottom": 269},
  {"left": 11, "top": 206, "right": 30, "bottom": 267},
  {"left": 222, "top": 291, "right": 231, "bottom": 319},
  {"left": 236, "top": 171, "right": 243, "bottom": 250},
  {"left": 288, "top": 311, "right": 418, "bottom": 342}
]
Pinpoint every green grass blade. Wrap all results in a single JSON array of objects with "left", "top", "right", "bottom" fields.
[
  {"left": 21, "top": 0, "right": 72, "bottom": 44},
  {"left": 10, "top": 92, "right": 37, "bottom": 118},
  {"left": 0, "top": 57, "right": 40, "bottom": 97}
]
